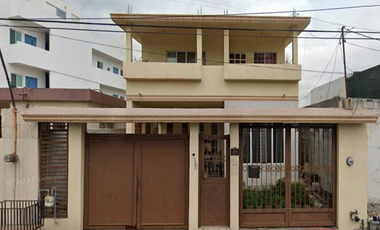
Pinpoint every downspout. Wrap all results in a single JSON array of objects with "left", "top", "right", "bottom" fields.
[{"left": 0, "top": 47, "right": 18, "bottom": 163}]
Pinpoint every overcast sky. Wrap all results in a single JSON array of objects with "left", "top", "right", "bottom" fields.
[{"left": 62, "top": 0, "right": 380, "bottom": 106}]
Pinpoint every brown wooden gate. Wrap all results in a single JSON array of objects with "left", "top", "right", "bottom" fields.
[
  {"left": 84, "top": 134, "right": 188, "bottom": 230},
  {"left": 239, "top": 124, "right": 336, "bottom": 228}
]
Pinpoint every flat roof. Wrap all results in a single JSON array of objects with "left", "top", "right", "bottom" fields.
[
  {"left": 0, "top": 88, "right": 126, "bottom": 108},
  {"left": 22, "top": 107, "right": 377, "bottom": 123},
  {"left": 111, "top": 14, "right": 311, "bottom": 42}
]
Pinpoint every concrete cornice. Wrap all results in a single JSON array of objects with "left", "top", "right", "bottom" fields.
[{"left": 22, "top": 107, "right": 378, "bottom": 124}]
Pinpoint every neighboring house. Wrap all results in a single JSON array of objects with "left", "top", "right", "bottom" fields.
[
  {"left": 310, "top": 64, "right": 380, "bottom": 205},
  {"left": 1, "top": 14, "right": 377, "bottom": 230},
  {"left": 0, "top": 88, "right": 126, "bottom": 220},
  {"left": 0, "top": 0, "right": 126, "bottom": 98}
]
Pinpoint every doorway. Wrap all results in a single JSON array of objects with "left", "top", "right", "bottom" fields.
[{"left": 199, "top": 135, "right": 230, "bottom": 227}]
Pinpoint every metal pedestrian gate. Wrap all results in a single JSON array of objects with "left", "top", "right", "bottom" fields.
[
  {"left": 239, "top": 124, "right": 336, "bottom": 228},
  {"left": 84, "top": 134, "right": 189, "bottom": 230}
]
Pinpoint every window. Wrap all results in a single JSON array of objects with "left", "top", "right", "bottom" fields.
[
  {"left": 166, "top": 51, "right": 204, "bottom": 64},
  {"left": 113, "top": 67, "right": 119, "bottom": 74},
  {"left": 25, "top": 34, "right": 37, "bottom": 47},
  {"left": 113, "top": 94, "right": 118, "bottom": 98},
  {"left": 199, "top": 123, "right": 204, "bottom": 135},
  {"left": 182, "top": 123, "right": 189, "bottom": 134},
  {"left": 167, "top": 123, "right": 173, "bottom": 134},
  {"left": 187, "top": 52, "right": 196, "bottom": 63},
  {"left": 229, "top": 53, "right": 246, "bottom": 64},
  {"left": 25, "top": 76, "right": 38, "bottom": 88},
  {"left": 11, "top": 74, "right": 22, "bottom": 88},
  {"left": 56, "top": 8, "right": 67, "bottom": 19},
  {"left": 10, "top": 29, "right": 21, "bottom": 44},
  {"left": 120, "top": 96, "right": 125, "bottom": 100},
  {"left": 254, "top": 52, "right": 277, "bottom": 64},
  {"left": 99, "top": 123, "right": 114, "bottom": 129},
  {"left": 97, "top": 61, "right": 103, "bottom": 69},
  {"left": 167, "top": 51, "right": 177, "bottom": 63},
  {"left": 211, "top": 123, "right": 218, "bottom": 135},
  {"left": 120, "top": 70, "right": 123, "bottom": 76},
  {"left": 243, "top": 126, "right": 285, "bottom": 164}
]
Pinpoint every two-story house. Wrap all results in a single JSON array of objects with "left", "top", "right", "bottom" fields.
[{"left": 14, "top": 14, "right": 377, "bottom": 230}]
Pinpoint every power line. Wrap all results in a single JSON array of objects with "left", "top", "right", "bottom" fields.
[
  {"left": 2, "top": 23, "right": 350, "bottom": 76},
  {"left": 3, "top": 17, "right": 380, "bottom": 35},
  {"left": 25, "top": 3, "right": 380, "bottom": 19},
  {"left": 346, "top": 42, "right": 380, "bottom": 53},
  {"left": 1, "top": 24, "right": 380, "bottom": 41},
  {"left": 298, "top": 41, "right": 341, "bottom": 103},
  {"left": 312, "top": 17, "right": 380, "bottom": 32}
]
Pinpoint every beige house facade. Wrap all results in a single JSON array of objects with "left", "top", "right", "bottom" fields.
[{"left": 1, "top": 14, "right": 377, "bottom": 230}]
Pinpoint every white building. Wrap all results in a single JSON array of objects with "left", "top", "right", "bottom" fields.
[{"left": 0, "top": 0, "right": 126, "bottom": 98}]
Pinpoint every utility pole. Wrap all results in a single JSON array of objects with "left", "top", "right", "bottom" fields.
[{"left": 341, "top": 26, "right": 348, "bottom": 99}]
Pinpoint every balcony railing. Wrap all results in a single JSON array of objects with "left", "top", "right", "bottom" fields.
[
  {"left": 0, "top": 200, "right": 44, "bottom": 230},
  {"left": 224, "top": 64, "right": 302, "bottom": 81}
]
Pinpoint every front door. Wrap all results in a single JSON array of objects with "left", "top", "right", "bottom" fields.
[{"left": 199, "top": 135, "right": 230, "bottom": 227}]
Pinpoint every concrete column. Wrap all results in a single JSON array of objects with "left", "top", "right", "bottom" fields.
[
  {"left": 292, "top": 31, "right": 298, "bottom": 65},
  {"left": 189, "top": 123, "right": 199, "bottom": 230},
  {"left": 224, "top": 30, "right": 230, "bottom": 64},
  {"left": 125, "top": 26, "right": 133, "bottom": 63},
  {"left": 230, "top": 123, "right": 239, "bottom": 230},
  {"left": 126, "top": 101, "right": 135, "bottom": 134},
  {"left": 197, "top": 29, "right": 202, "bottom": 65},
  {"left": 337, "top": 123, "right": 367, "bottom": 230},
  {"left": 43, "top": 123, "right": 87, "bottom": 230}
]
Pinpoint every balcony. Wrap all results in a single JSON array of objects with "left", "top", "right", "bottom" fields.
[
  {"left": 224, "top": 64, "right": 302, "bottom": 81},
  {"left": 124, "top": 62, "right": 202, "bottom": 81}
]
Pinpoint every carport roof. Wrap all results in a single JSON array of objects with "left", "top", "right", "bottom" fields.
[{"left": 22, "top": 107, "right": 378, "bottom": 123}]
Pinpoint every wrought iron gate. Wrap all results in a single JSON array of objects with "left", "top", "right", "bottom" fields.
[{"left": 239, "top": 124, "right": 336, "bottom": 227}]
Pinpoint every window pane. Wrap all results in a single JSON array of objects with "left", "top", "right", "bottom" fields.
[
  {"left": 167, "top": 123, "right": 173, "bottom": 134},
  {"left": 25, "top": 34, "right": 37, "bottom": 47},
  {"left": 182, "top": 123, "right": 188, "bottom": 134},
  {"left": 177, "top": 52, "right": 186, "bottom": 63},
  {"left": 11, "top": 74, "right": 16, "bottom": 88},
  {"left": 229, "top": 53, "right": 234, "bottom": 59},
  {"left": 202, "top": 52, "right": 206, "bottom": 65},
  {"left": 97, "top": 61, "right": 103, "bottom": 69},
  {"left": 187, "top": 52, "right": 196, "bottom": 63},
  {"left": 10, "top": 29, "right": 15, "bottom": 44},
  {"left": 235, "top": 53, "right": 240, "bottom": 59},
  {"left": 16, "top": 75, "right": 23, "bottom": 87},
  {"left": 241, "top": 53, "right": 246, "bottom": 59},
  {"left": 211, "top": 123, "right": 218, "bottom": 135},
  {"left": 229, "top": 60, "right": 234, "bottom": 64},
  {"left": 113, "top": 67, "right": 119, "bottom": 74},
  {"left": 167, "top": 51, "right": 177, "bottom": 62}
]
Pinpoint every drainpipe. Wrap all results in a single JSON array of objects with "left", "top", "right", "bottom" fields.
[{"left": 0, "top": 47, "right": 18, "bottom": 163}]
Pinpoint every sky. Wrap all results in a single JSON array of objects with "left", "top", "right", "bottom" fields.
[{"left": 62, "top": 0, "right": 380, "bottom": 106}]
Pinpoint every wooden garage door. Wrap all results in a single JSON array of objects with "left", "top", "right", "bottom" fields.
[
  {"left": 137, "top": 136, "right": 189, "bottom": 229},
  {"left": 84, "top": 135, "right": 136, "bottom": 229},
  {"left": 84, "top": 134, "right": 188, "bottom": 229}
]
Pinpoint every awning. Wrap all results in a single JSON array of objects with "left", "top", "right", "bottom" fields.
[{"left": 22, "top": 107, "right": 378, "bottom": 123}]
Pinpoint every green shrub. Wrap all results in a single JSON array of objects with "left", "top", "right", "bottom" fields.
[{"left": 243, "top": 178, "right": 314, "bottom": 209}]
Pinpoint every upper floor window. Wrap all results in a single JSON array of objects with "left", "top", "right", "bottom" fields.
[
  {"left": 254, "top": 52, "right": 277, "bottom": 64},
  {"left": 97, "top": 61, "right": 103, "bottom": 69},
  {"left": 11, "top": 73, "right": 23, "bottom": 88},
  {"left": 167, "top": 51, "right": 205, "bottom": 64},
  {"left": 10, "top": 29, "right": 21, "bottom": 44},
  {"left": 113, "top": 94, "right": 118, "bottom": 98},
  {"left": 113, "top": 67, "right": 119, "bottom": 74},
  {"left": 25, "top": 34, "right": 37, "bottom": 47},
  {"left": 229, "top": 53, "right": 246, "bottom": 64},
  {"left": 25, "top": 76, "right": 38, "bottom": 89},
  {"left": 121, "top": 70, "right": 123, "bottom": 76},
  {"left": 56, "top": 8, "right": 67, "bottom": 19}
]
